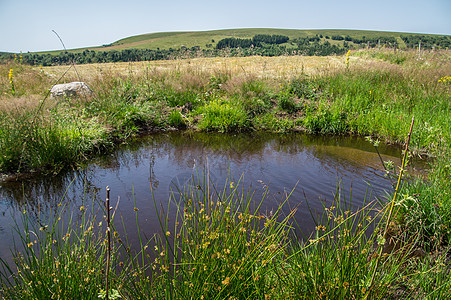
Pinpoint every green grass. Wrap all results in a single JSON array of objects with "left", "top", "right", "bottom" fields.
[
  {"left": 0, "top": 201, "right": 118, "bottom": 299},
  {"left": 2, "top": 169, "right": 451, "bottom": 299}
]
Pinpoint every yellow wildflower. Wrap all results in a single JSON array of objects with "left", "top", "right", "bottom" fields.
[{"left": 222, "top": 277, "right": 230, "bottom": 285}]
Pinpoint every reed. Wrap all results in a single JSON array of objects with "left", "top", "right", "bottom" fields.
[{"left": 1, "top": 168, "right": 450, "bottom": 299}]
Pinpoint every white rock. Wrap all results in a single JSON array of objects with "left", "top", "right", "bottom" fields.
[{"left": 50, "top": 82, "right": 93, "bottom": 98}]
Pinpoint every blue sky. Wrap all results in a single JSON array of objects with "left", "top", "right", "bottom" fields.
[{"left": 1, "top": 0, "right": 450, "bottom": 53}]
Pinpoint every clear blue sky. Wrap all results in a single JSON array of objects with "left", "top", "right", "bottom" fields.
[{"left": 1, "top": 0, "right": 450, "bottom": 53}]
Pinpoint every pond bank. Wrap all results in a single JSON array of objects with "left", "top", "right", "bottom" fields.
[{"left": 0, "top": 51, "right": 450, "bottom": 298}]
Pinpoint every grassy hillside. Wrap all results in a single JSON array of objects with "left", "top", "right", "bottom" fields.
[
  {"left": 22, "top": 28, "right": 445, "bottom": 55},
  {"left": 98, "top": 28, "right": 421, "bottom": 51}
]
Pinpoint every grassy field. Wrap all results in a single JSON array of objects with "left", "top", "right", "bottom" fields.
[{"left": 1, "top": 48, "right": 451, "bottom": 298}]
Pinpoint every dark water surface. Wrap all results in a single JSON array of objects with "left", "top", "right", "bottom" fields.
[{"left": 0, "top": 132, "right": 414, "bottom": 262}]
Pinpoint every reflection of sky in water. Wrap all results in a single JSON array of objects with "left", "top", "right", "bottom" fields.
[{"left": 0, "top": 132, "right": 409, "bottom": 263}]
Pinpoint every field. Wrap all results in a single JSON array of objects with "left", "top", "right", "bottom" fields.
[{"left": 1, "top": 48, "right": 451, "bottom": 298}]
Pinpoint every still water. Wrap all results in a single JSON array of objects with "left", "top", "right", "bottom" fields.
[{"left": 0, "top": 132, "right": 408, "bottom": 261}]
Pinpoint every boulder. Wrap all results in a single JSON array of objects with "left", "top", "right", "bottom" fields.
[{"left": 50, "top": 82, "right": 93, "bottom": 98}]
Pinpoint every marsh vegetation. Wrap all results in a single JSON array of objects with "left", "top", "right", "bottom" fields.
[{"left": 0, "top": 48, "right": 450, "bottom": 298}]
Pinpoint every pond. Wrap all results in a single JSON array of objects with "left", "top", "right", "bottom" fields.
[{"left": 0, "top": 131, "right": 417, "bottom": 263}]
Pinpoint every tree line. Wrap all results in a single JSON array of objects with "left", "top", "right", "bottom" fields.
[{"left": 215, "top": 34, "right": 290, "bottom": 49}]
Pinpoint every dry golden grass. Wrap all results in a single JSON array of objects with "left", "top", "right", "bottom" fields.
[
  {"left": 2, "top": 50, "right": 450, "bottom": 114},
  {"left": 41, "top": 50, "right": 450, "bottom": 85},
  {"left": 0, "top": 94, "right": 45, "bottom": 112},
  {"left": 42, "top": 56, "right": 354, "bottom": 82}
]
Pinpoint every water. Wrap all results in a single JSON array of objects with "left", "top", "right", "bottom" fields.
[{"left": 0, "top": 131, "right": 413, "bottom": 262}]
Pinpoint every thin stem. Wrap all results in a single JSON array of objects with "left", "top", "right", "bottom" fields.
[
  {"left": 365, "top": 116, "right": 415, "bottom": 299},
  {"left": 106, "top": 186, "right": 111, "bottom": 300}
]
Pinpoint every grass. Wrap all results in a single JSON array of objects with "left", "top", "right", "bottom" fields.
[
  {"left": 1, "top": 167, "right": 451, "bottom": 299},
  {"left": 0, "top": 201, "right": 117, "bottom": 299},
  {"left": 0, "top": 48, "right": 450, "bottom": 297}
]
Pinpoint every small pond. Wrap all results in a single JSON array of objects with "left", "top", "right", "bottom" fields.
[{"left": 0, "top": 132, "right": 422, "bottom": 263}]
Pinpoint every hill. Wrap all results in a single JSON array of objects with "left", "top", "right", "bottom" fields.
[
  {"left": 96, "top": 28, "right": 446, "bottom": 51},
  {"left": 2, "top": 29, "right": 449, "bottom": 66}
]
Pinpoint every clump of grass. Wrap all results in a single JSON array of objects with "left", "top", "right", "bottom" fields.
[
  {"left": 197, "top": 99, "right": 249, "bottom": 132},
  {"left": 281, "top": 192, "right": 401, "bottom": 298},
  {"left": 0, "top": 107, "right": 110, "bottom": 173},
  {"left": 254, "top": 113, "right": 294, "bottom": 132},
  {"left": 303, "top": 106, "right": 348, "bottom": 134},
  {"left": 0, "top": 63, "right": 52, "bottom": 98},
  {"left": 277, "top": 89, "right": 299, "bottom": 113},
  {"left": 168, "top": 110, "right": 186, "bottom": 129},
  {"left": 395, "top": 152, "right": 451, "bottom": 249},
  {"left": 127, "top": 172, "right": 294, "bottom": 299},
  {"left": 0, "top": 201, "right": 121, "bottom": 299}
]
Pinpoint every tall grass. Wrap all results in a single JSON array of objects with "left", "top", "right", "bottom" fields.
[
  {"left": 1, "top": 51, "right": 450, "bottom": 298},
  {"left": 1, "top": 50, "right": 449, "bottom": 174},
  {"left": 0, "top": 201, "right": 119, "bottom": 299},
  {"left": 1, "top": 168, "right": 451, "bottom": 299}
]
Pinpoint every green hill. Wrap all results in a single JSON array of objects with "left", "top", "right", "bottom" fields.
[
  {"left": 101, "top": 28, "right": 402, "bottom": 50},
  {"left": 29, "top": 28, "right": 450, "bottom": 55},
  {"left": 97, "top": 28, "right": 428, "bottom": 51},
  {"left": 3, "top": 28, "right": 449, "bottom": 66}
]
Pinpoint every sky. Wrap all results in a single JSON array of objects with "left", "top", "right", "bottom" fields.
[{"left": 1, "top": 0, "right": 450, "bottom": 53}]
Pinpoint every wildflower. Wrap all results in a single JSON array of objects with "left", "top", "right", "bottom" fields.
[
  {"left": 8, "top": 69, "right": 15, "bottom": 95},
  {"left": 345, "top": 50, "right": 351, "bottom": 67},
  {"left": 438, "top": 76, "right": 451, "bottom": 84},
  {"left": 315, "top": 225, "right": 326, "bottom": 231},
  {"left": 222, "top": 277, "right": 230, "bottom": 285}
]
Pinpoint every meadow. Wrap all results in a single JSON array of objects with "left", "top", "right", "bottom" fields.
[{"left": 1, "top": 48, "right": 451, "bottom": 298}]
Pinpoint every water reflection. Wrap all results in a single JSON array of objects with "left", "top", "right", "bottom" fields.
[{"left": 1, "top": 132, "right": 412, "bottom": 262}]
